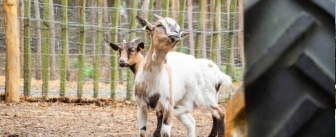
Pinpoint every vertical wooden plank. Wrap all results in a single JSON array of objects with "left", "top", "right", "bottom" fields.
[
  {"left": 23, "top": 0, "right": 31, "bottom": 96},
  {"left": 4, "top": 0, "right": 20, "bottom": 102},
  {"left": 177, "top": 0, "right": 186, "bottom": 52},
  {"left": 34, "top": 0, "right": 42, "bottom": 80},
  {"left": 60, "top": 0, "right": 68, "bottom": 96},
  {"left": 110, "top": 0, "right": 120, "bottom": 100},
  {"left": 77, "top": 0, "right": 86, "bottom": 98},
  {"left": 94, "top": 0, "right": 103, "bottom": 98},
  {"left": 42, "top": 0, "right": 50, "bottom": 98},
  {"left": 187, "top": 0, "right": 194, "bottom": 56}
]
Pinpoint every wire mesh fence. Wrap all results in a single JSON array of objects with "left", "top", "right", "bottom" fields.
[{"left": 0, "top": 0, "right": 244, "bottom": 100}]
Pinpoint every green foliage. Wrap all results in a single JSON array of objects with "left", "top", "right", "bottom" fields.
[
  {"left": 221, "top": 65, "right": 243, "bottom": 81},
  {"left": 84, "top": 63, "right": 94, "bottom": 78},
  {"left": 71, "top": 58, "right": 94, "bottom": 78}
]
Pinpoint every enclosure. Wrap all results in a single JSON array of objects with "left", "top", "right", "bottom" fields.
[
  {"left": 0, "top": 0, "right": 244, "bottom": 136},
  {"left": 0, "top": 0, "right": 243, "bottom": 100}
]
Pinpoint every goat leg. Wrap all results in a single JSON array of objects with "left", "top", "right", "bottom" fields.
[{"left": 153, "top": 110, "right": 163, "bottom": 137}]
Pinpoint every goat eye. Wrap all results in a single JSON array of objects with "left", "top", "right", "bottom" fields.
[{"left": 157, "top": 24, "right": 163, "bottom": 27}]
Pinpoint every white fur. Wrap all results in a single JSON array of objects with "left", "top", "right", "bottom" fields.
[{"left": 134, "top": 53, "right": 232, "bottom": 137}]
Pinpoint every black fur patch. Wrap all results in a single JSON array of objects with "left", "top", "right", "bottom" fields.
[
  {"left": 148, "top": 94, "right": 160, "bottom": 109},
  {"left": 209, "top": 116, "right": 218, "bottom": 137},
  {"left": 215, "top": 83, "right": 221, "bottom": 92},
  {"left": 153, "top": 110, "right": 163, "bottom": 137},
  {"left": 130, "top": 64, "right": 137, "bottom": 75},
  {"left": 140, "top": 126, "right": 147, "bottom": 131}
]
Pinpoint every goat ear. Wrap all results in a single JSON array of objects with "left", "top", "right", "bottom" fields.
[
  {"left": 136, "top": 15, "right": 152, "bottom": 31},
  {"left": 109, "top": 43, "right": 120, "bottom": 51},
  {"left": 180, "top": 31, "right": 189, "bottom": 39},
  {"left": 136, "top": 42, "right": 145, "bottom": 51},
  {"left": 153, "top": 14, "right": 164, "bottom": 21}
]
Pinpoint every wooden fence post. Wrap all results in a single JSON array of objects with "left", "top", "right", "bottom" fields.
[
  {"left": 34, "top": 0, "right": 42, "bottom": 80},
  {"left": 49, "top": 0, "right": 56, "bottom": 80},
  {"left": 226, "top": 0, "right": 237, "bottom": 81},
  {"left": 77, "top": 0, "right": 86, "bottom": 98},
  {"left": 110, "top": 0, "right": 120, "bottom": 100},
  {"left": 4, "top": 0, "right": 20, "bottom": 102},
  {"left": 42, "top": 0, "right": 50, "bottom": 98},
  {"left": 211, "top": 0, "right": 221, "bottom": 63},
  {"left": 187, "top": 0, "right": 194, "bottom": 56},
  {"left": 161, "top": 0, "right": 169, "bottom": 17},
  {"left": 177, "top": 0, "right": 186, "bottom": 52},
  {"left": 237, "top": 0, "right": 245, "bottom": 73},
  {"left": 195, "top": 0, "right": 206, "bottom": 58},
  {"left": 23, "top": 0, "right": 31, "bottom": 96},
  {"left": 94, "top": 0, "right": 103, "bottom": 98},
  {"left": 126, "top": 0, "right": 138, "bottom": 101},
  {"left": 60, "top": 0, "right": 68, "bottom": 96}
]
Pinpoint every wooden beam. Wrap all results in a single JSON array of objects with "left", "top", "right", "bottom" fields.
[{"left": 4, "top": 0, "right": 20, "bottom": 103}]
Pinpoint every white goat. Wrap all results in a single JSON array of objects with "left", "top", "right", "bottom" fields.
[
  {"left": 110, "top": 39, "right": 231, "bottom": 137},
  {"left": 134, "top": 14, "right": 231, "bottom": 137}
]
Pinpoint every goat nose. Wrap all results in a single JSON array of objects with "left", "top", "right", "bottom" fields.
[
  {"left": 119, "top": 59, "right": 127, "bottom": 67},
  {"left": 168, "top": 35, "right": 180, "bottom": 42}
]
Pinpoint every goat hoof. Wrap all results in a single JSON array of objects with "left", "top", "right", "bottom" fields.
[
  {"left": 140, "top": 130, "right": 148, "bottom": 137},
  {"left": 153, "top": 130, "right": 160, "bottom": 137},
  {"left": 162, "top": 133, "right": 169, "bottom": 137}
]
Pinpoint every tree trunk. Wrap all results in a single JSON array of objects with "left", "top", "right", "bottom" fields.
[
  {"left": 42, "top": 0, "right": 50, "bottom": 98},
  {"left": 110, "top": 0, "right": 120, "bottom": 100},
  {"left": 49, "top": 0, "right": 56, "bottom": 80},
  {"left": 177, "top": 0, "right": 186, "bottom": 52},
  {"left": 77, "top": 0, "right": 86, "bottom": 98},
  {"left": 187, "top": 0, "right": 194, "bottom": 56},
  {"left": 23, "top": 0, "right": 31, "bottom": 96},
  {"left": 93, "top": 0, "right": 103, "bottom": 98},
  {"left": 60, "top": 0, "right": 68, "bottom": 96},
  {"left": 34, "top": 0, "right": 42, "bottom": 80},
  {"left": 4, "top": 0, "right": 20, "bottom": 103}
]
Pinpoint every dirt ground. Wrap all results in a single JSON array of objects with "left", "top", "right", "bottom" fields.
[{"left": 0, "top": 100, "right": 226, "bottom": 137}]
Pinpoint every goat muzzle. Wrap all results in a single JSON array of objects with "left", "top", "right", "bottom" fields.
[{"left": 168, "top": 35, "right": 180, "bottom": 43}]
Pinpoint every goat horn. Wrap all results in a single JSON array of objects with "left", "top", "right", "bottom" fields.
[
  {"left": 123, "top": 39, "right": 127, "bottom": 44},
  {"left": 153, "top": 14, "right": 164, "bottom": 20},
  {"left": 132, "top": 38, "right": 141, "bottom": 43}
]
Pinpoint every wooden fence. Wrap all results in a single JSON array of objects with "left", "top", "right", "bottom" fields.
[{"left": 0, "top": 0, "right": 244, "bottom": 100}]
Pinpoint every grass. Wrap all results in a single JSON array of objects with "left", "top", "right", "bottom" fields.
[{"left": 220, "top": 65, "right": 243, "bottom": 81}]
